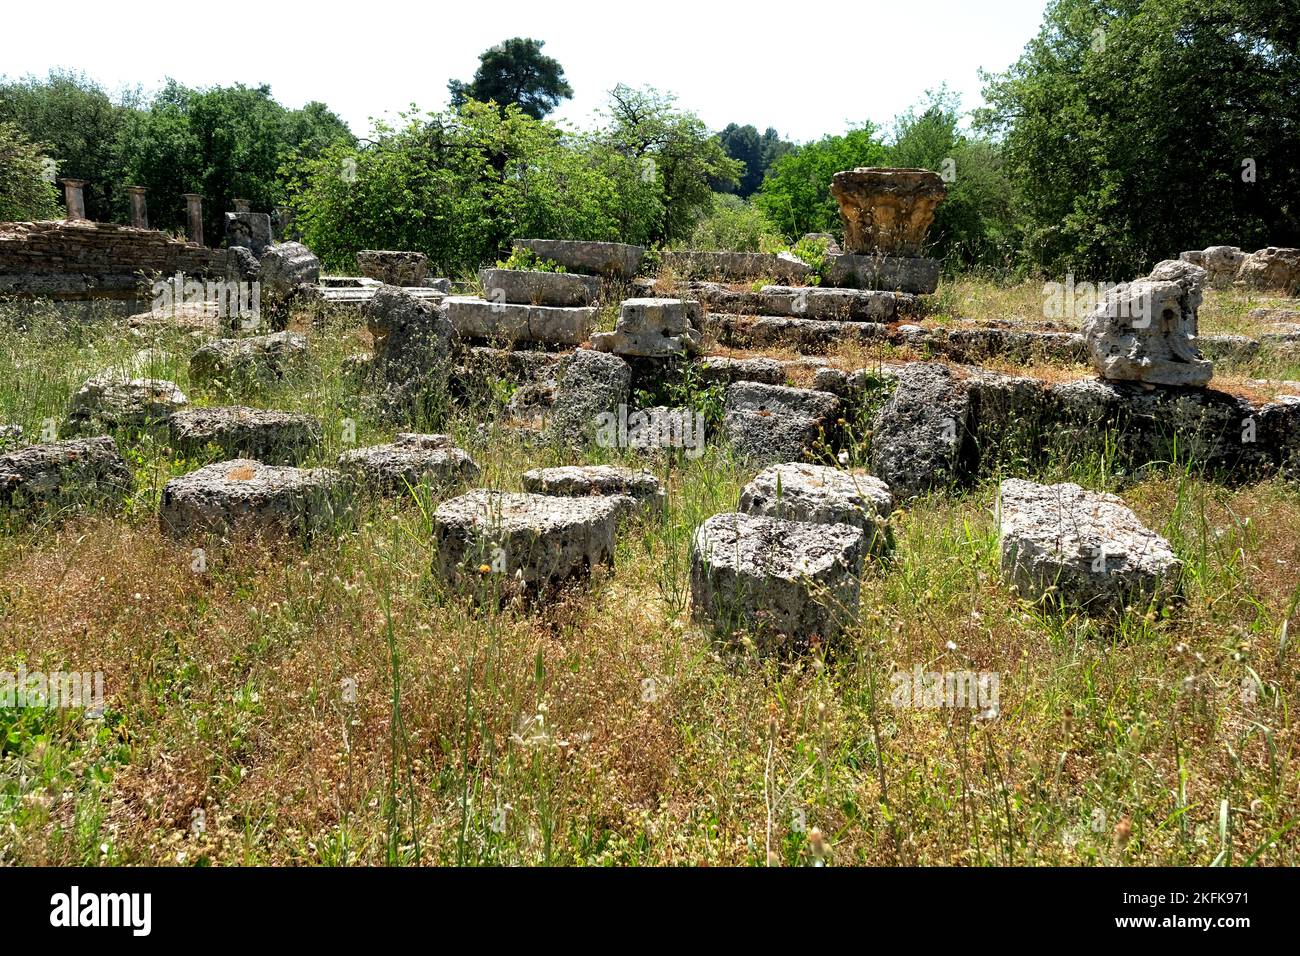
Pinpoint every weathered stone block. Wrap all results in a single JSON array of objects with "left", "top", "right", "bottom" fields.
[
  {"left": 870, "top": 363, "right": 970, "bottom": 498},
  {"left": 337, "top": 433, "right": 479, "bottom": 496},
  {"left": 0, "top": 437, "right": 131, "bottom": 510},
  {"left": 168, "top": 406, "right": 321, "bottom": 465},
  {"left": 521, "top": 464, "right": 665, "bottom": 515},
  {"left": 479, "top": 268, "right": 600, "bottom": 307},
  {"left": 357, "top": 250, "right": 428, "bottom": 287},
  {"left": 825, "top": 254, "right": 941, "bottom": 294},
  {"left": 364, "top": 286, "right": 454, "bottom": 422},
  {"left": 997, "top": 478, "right": 1181, "bottom": 614},
  {"left": 432, "top": 490, "right": 622, "bottom": 596},
  {"left": 513, "top": 239, "right": 645, "bottom": 279},
  {"left": 723, "top": 382, "right": 841, "bottom": 466},
  {"left": 690, "top": 512, "right": 864, "bottom": 655},
  {"left": 65, "top": 375, "right": 188, "bottom": 434},
  {"left": 223, "top": 212, "right": 273, "bottom": 257},
  {"left": 445, "top": 297, "right": 597, "bottom": 346},
  {"left": 159, "top": 459, "right": 347, "bottom": 540},
  {"left": 740, "top": 463, "right": 892, "bottom": 550},
  {"left": 547, "top": 349, "right": 631, "bottom": 447},
  {"left": 1082, "top": 260, "right": 1212, "bottom": 387},
  {"left": 188, "top": 331, "right": 309, "bottom": 385},
  {"left": 591, "top": 297, "right": 702, "bottom": 358},
  {"left": 693, "top": 355, "right": 785, "bottom": 386}
]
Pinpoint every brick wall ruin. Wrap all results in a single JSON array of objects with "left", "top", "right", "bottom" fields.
[{"left": 0, "top": 220, "right": 230, "bottom": 301}]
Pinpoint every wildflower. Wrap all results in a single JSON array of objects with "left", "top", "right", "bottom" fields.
[{"left": 808, "top": 827, "right": 827, "bottom": 860}]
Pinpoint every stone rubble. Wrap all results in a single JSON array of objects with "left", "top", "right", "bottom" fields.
[{"left": 997, "top": 478, "right": 1181, "bottom": 614}]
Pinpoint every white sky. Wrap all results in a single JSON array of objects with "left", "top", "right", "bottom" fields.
[{"left": 5, "top": 0, "right": 1047, "bottom": 142}]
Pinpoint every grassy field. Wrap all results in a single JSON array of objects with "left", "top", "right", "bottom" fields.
[{"left": 0, "top": 279, "right": 1296, "bottom": 866}]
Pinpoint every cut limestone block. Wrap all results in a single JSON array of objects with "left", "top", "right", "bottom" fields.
[
  {"left": 445, "top": 297, "right": 597, "bottom": 346},
  {"left": 997, "top": 478, "right": 1181, "bottom": 614},
  {"left": 0, "top": 436, "right": 132, "bottom": 510},
  {"left": 690, "top": 512, "right": 864, "bottom": 655},
  {"left": 697, "top": 313, "right": 888, "bottom": 353},
  {"left": 693, "top": 356, "right": 785, "bottom": 386},
  {"left": 168, "top": 406, "right": 322, "bottom": 464},
  {"left": 661, "top": 250, "right": 812, "bottom": 284},
  {"left": 870, "top": 363, "right": 971, "bottom": 499},
  {"left": 188, "top": 331, "right": 309, "bottom": 385},
  {"left": 479, "top": 268, "right": 601, "bottom": 307},
  {"left": 688, "top": 282, "right": 915, "bottom": 321},
  {"left": 159, "top": 459, "right": 347, "bottom": 540},
  {"left": 521, "top": 464, "right": 665, "bottom": 515},
  {"left": 356, "top": 250, "right": 428, "bottom": 287},
  {"left": 591, "top": 297, "right": 702, "bottom": 358},
  {"left": 338, "top": 433, "right": 479, "bottom": 496},
  {"left": 825, "top": 254, "right": 941, "bottom": 294},
  {"left": 64, "top": 375, "right": 188, "bottom": 434},
  {"left": 722, "top": 382, "right": 841, "bottom": 466},
  {"left": 513, "top": 239, "right": 645, "bottom": 279},
  {"left": 432, "top": 490, "right": 622, "bottom": 596},
  {"left": 547, "top": 349, "right": 632, "bottom": 447},
  {"left": 739, "top": 463, "right": 892, "bottom": 551}
]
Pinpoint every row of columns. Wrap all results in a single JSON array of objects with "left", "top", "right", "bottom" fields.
[{"left": 57, "top": 179, "right": 257, "bottom": 248}]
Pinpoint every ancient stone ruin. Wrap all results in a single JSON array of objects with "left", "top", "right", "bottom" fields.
[
  {"left": 827, "top": 167, "right": 947, "bottom": 294},
  {"left": 1082, "top": 259, "right": 1214, "bottom": 387},
  {"left": 1, "top": 165, "right": 1297, "bottom": 663}
]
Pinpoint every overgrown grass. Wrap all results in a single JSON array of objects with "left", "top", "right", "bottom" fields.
[{"left": 0, "top": 281, "right": 1296, "bottom": 867}]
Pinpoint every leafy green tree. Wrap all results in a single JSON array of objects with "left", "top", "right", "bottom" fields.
[
  {"left": 0, "top": 120, "right": 60, "bottom": 221},
  {"left": 978, "top": 0, "right": 1300, "bottom": 276},
  {"left": 0, "top": 70, "right": 131, "bottom": 221},
  {"left": 116, "top": 80, "right": 353, "bottom": 238},
  {"left": 754, "top": 125, "right": 889, "bottom": 238},
  {"left": 448, "top": 38, "right": 573, "bottom": 120},
  {"left": 599, "top": 85, "right": 741, "bottom": 244},
  {"left": 715, "top": 124, "right": 794, "bottom": 197},
  {"left": 888, "top": 89, "right": 1017, "bottom": 270},
  {"left": 286, "top": 101, "right": 661, "bottom": 273}
]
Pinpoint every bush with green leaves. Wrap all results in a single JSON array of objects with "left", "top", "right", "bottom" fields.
[
  {"left": 495, "top": 248, "right": 566, "bottom": 273},
  {"left": 0, "top": 120, "right": 60, "bottom": 221},
  {"left": 287, "top": 101, "right": 660, "bottom": 274},
  {"left": 683, "top": 193, "right": 786, "bottom": 253}
]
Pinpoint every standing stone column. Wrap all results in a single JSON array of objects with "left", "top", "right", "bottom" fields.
[
  {"left": 127, "top": 186, "right": 149, "bottom": 229},
  {"left": 60, "top": 179, "right": 88, "bottom": 220},
  {"left": 233, "top": 198, "right": 252, "bottom": 213},
  {"left": 183, "top": 193, "right": 204, "bottom": 246}
]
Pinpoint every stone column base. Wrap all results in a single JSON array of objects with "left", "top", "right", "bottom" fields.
[{"left": 827, "top": 254, "right": 940, "bottom": 294}]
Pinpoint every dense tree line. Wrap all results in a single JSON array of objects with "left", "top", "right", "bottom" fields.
[{"left": 0, "top": 70, "right": 353, "bottom": 239}]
